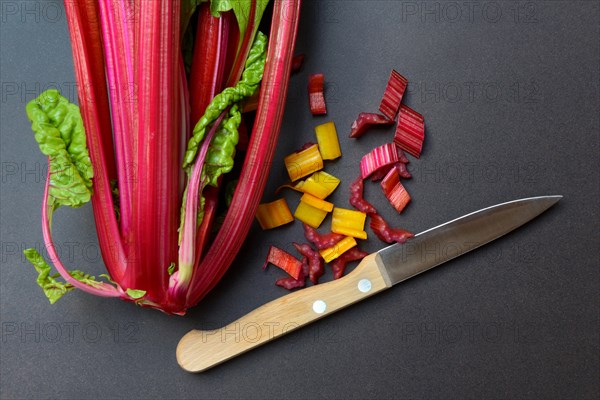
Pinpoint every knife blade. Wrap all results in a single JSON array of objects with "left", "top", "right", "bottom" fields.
[
  {"left": 177, "top": 196, "right": 561, "bottom": 372},
  {"left": 380, "top": 195, "right": 562, "bottom": 285}
]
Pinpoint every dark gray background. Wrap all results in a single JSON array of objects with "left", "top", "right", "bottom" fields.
[{"left": 1, "top": 1, "right": 598, "bottom": 399}]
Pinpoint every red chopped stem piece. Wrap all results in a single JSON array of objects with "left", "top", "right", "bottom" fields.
[
  {"left": 276, "top": 256, "right": 307, "bottom": 290},
  {"left": 330, "top": 247, "right": 369, "bottom": 280},
  {"left": 381, "top": 168, "right": 411, "bottom": 213},
  {"left": 397, "top": 147, "right": 410, "bottom": 163},
  {"left": 380, "top": 167, "right": 399, "bottom": 193},
  {"left": 302, "top": 223, "right": 345, "bottom": 250},
  {"left": 394, "top": 104, "right": 425, "bottom": 158},
  {"left": 293, "top": 243, "right": 324, "bottom": 284},
  {"left": 276, "top": 276, "right": 306, "bottom": 290},
  {"left": 263, "top": 246, "right": 303, "bottom": 280},
  {"left": 300, "top": 256, "right": 309, "bottom": 277},
  {"left": 379, "top": 69, "right": 408, "bottom": 120},
  {"left": 371, "top": 164, "right": 396, "bottom": 182},
  {"left": 349, "top": 113, "right": 393, "bottom": 138},
  {"left": 371, "top": 160, "right": 411, "bottom": 181},
  {"left": 360, "top": 143, "right": 399, "bottom": 179},
  {"left": 349, "top": 176, "right": 377, "bottom": 214},
  {"left": 308, "top": 73, "right": 327, "bottom": 115},
  {"left": 369, "top": 164, "right": 393, "bottom": 182},
  {"left": 291, "top": 54, "right": 305, "bottom": 73},
  {"left": 369, "top": 213, "right": 414, "bottom": 244},
  {"left": 397, "top": 162, "right": 412, "bottom": 179},
  {"left": 370, "top": 146, "right": 410, "bottom": 181}
]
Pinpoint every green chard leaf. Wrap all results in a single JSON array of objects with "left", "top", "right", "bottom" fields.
[
  {"left": 210, "top": 0, "right": 270, "bottom": 44},
  {"left": 183, "top": 31, "right": 267, "bottom": 169},
  {"left": 24, "top": 91, "right": 114, "bottom": 303},
  {"left": 24, "top": 248, "right": 106, "bottom": 304},
  {"left": 126, "top": 288, "right": 147, "bottom": 299},
  {"left": 23, "top": 248, "right": 74, "bottom": 304},
  {"left": 168, "top": 263, "right": 177, "bottom": 276},
  {"left": 198, "top": 195, "right": 206, "bottom": 226},
  {"left": 25, "top": 89, "right": 93, "bottom": 209},
  {"left": 99, "top": 273, "right": 117, "bottom": 285},
  {"left": 202, "top": 104, "right": 241, "bottom": 187}
]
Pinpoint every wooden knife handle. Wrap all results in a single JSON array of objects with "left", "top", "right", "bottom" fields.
[{"left": 176, "top": 253, "right": 392, "bottom": 372}]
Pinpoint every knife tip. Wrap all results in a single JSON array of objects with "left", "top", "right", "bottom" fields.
[{"left": 535, "top": 195, "right": 563, "bottom": 210}]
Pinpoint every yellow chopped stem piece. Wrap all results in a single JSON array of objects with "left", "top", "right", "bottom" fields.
[
  {"left": 284, "top": 144, "right": 324, "bottom": 181},
  {"left": 331, "top": 207, "right": 367, "bottom": 238},
  {"left": 294, "top": 200, "right": 328, "bottom": 228},
  {"left": 301, "top": 171, "right": 340, "bottom": 199},
  {"left": 320, "top": 236, "right": 357, "bottom": 263},
  {"left": 330, "top": 226, "right": 367, "bottom": 240},
  {"left": 255, "top": 199, "right": 295, "bottom": 230},
  {"left": 315, "top": 121, "right": 342, "bottom": 160},
  {"left": 300, "top": 193, "right": 334, "bottom": 212}
]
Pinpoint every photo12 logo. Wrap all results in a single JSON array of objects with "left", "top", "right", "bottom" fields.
[
  {"left": 0, "top": 1, "right": 140, "bottom": 24},
  {"left": 1, "top": 240, "right": 102, "bottom": 265},
  {"left": 0, "top": 1, "right": 64, "bottom": 24},
  {"left": 1, "top": 321, "right": 141, "bottom": 344},
  {"left": 1, "top": 82, "right": 79, "bottom": 104},
  {"left": 398, "top": 320, "right": 545, "bottom": 344},
  {"left": 408, "top": 161, "right": 540, "bottom": 185},
  {"left": 197, "top": 321, "right": 341, "bottom": 344},
  {"left": 406, "top": 80, "right": 542, "bottom": 105},
  {"left": 399, "top": 2, "right": 539, "bottom": 24}
]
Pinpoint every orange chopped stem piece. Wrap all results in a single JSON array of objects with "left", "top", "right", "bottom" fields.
[
  {"left": 255, "top": 198, "right": 294, "bottom": 230},
  {"left": 284, "top": 144, "right": 324, "bottom": 181}
]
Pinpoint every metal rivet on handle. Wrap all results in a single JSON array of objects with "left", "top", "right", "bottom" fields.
[
  {"left": 358, "top": 279, "right": 372, "bottom": 293},
  {"left": 312, "top": 300, "right": 327, "bottom": 314}
]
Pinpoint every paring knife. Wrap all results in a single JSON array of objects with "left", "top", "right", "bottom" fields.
[{"left": 177, "top": 195, "right": 561, "bottom": 372}]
